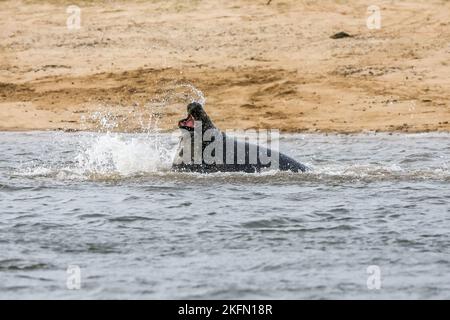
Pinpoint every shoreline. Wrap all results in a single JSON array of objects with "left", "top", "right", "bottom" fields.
[{"left": 2, "top": 128, "right": 449, "bottom": 135}]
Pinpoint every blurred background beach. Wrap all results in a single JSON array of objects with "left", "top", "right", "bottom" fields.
[{"left": 1, "top": 0, "right": 449, "bottom": 133}]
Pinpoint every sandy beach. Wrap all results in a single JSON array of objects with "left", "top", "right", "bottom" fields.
[{"left": 1, "top": 0, "right": 449, "bottom": 133}]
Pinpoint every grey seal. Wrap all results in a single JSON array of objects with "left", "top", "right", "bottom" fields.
[{"left": 172, "top": 102, "right": 308, "bottom": 173}]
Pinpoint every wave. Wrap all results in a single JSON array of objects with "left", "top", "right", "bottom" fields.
[
  {"left": 14, "top": 159, "right": 450, "bottom": 184},
  {"left": 7, "top": 109, "right": 450, "bottom": 184}
]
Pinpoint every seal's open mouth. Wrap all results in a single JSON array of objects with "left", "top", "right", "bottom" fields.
[{"left": 178, "top": 114, "right": 195, "bottom": 129}]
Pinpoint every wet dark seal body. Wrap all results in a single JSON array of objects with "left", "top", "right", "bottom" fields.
[{"left": 172, "top": 103, "right": 308, "bottom": 173}]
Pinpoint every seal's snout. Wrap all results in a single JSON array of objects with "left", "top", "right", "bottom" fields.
[
  {"left": 178, "top": 102, "right": 203, "bottom": 130},
  {"left": 178, "top": 114, "right": 195, "bottom": 129},
  {"left": 178, "top": 102, "right": 215, "bottom": 132}
]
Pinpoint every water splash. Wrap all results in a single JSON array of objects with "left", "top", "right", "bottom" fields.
[
  {"left": 14, "top": 132, "right": 177, "bottom": 180},
  {"left": 75, "top": 133, "right": 175, "bottom": 176},
  {"left": 68, "top": 84, "right": 210, "bottom": 177}
]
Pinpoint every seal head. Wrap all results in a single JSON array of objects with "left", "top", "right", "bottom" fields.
[{"left": 178, "top": 102, "right": 215, "bottom": 132}]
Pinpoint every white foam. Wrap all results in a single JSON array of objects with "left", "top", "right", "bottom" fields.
[{"left": 75, "top": 133, "right": 175, "bottom": 176}]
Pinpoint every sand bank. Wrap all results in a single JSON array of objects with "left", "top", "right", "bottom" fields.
[{"left": 1, "top": 0, "right": 449, "bottom": 132}]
